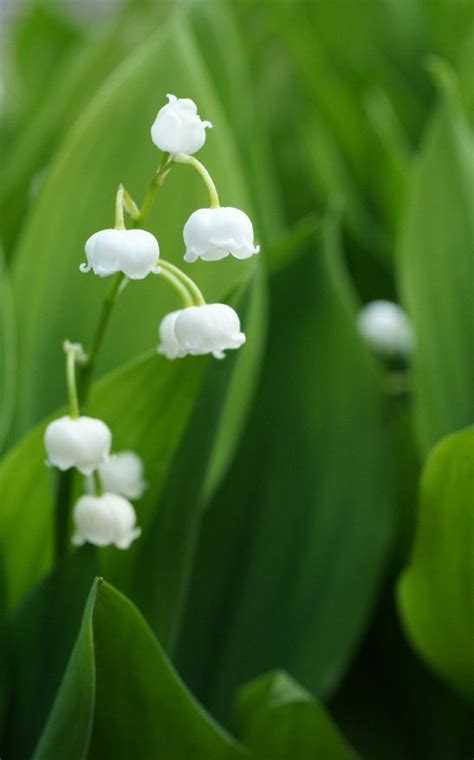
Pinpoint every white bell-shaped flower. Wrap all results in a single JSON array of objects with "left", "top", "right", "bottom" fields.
[
  {"left": 358, "top": 300, "right": 413, "bottom": 359},
  {"left": 157, "top": 310, "right": 183, "bottom": 359},
  {"left": 72, "top": 493, "right": 141, "bottom": 549},
  {"left": 183, "top": 207, "right": 260, "bottom": 263},
  {"left": 44, "top": 415, "right": 111, "bottom": 476},
  {"left": 86, "top": 451, "right": 147, "bottom": 500},
  {"left": 151, "top": 94, "right": 212, "bottom": 155},
  {"left": 158, "top": 303, "right": 245, "bottom": 360},
  {"left": 81, "top": 228, "right": 159, "bottom": 279}
]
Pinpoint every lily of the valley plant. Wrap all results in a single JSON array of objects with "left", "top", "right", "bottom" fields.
[{"left": 44, "top": 93, "right": 260, "bottom": 553}]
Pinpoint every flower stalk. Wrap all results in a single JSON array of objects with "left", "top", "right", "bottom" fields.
[{"left": 173, "top": 153, "right": 220, "bottom": 208}]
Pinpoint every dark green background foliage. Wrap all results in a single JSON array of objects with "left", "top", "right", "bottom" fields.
[{"left": 0, "top": 0, "right": 473, "bottom": 757}]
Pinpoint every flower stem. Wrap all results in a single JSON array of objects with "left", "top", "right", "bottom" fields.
[
  {"left": 136, "top": 152, "right": 171, "bottom": 224},
  {"left": 78, "top": 271, "right": 124, "bottom": 406},
  {"left": 115, "top": 185, "right": 126, "bottom": 230},
  {"left": 65, "top": 344, "right": 81, "bottom": 419},
  {"left": 159, "top": 268, "right": 194, "bottom": 308},
  {"left": 93, "top": 469, "right": 105, "bottom": 496},
  {"left": 160, "top": 259, "right": 206, "bottom": 305},
  {"left": 173, "top": 153, "right": 220, "bottom": 208}
]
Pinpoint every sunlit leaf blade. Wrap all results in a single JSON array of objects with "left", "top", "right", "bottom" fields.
[
  {"left": 10, "top": 14, "right": 255, "bottom": 439},
  {"left": 398, "top": 80, "right": 474, "bottom": 453},
  {"left": 177, "top": 215, "right": 394, "bottom": 720},
  {"left": 398, "top": 425, "right": 474, "bottom": 702},
  {"left": 0, "top": 352, "right": 205, "bottom": 611},
  {"left": 236, "top": 671, "right": 357, "bottom": 760},
  {"left": 34, "top": 579, "right": 247, "bottom": 759}
]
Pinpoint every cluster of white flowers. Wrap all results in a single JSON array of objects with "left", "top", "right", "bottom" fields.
[
  {"left": 79, "top": 94, "right": 260, "bottom": 360},
  {"left": 45, "top": 408, "right": 144, "bottom": 549},
  {"left": 45, "top": 94, "right": 261, "bottom": 552}
]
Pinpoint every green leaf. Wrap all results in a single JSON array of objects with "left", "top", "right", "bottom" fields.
[
  {"left": 0, "top": 352, "right": 205, "bottom": 612},
  {"left": 34, "top": 579, "right": 247, "bottom": 759},
  {"left": 398, "top": 81, "right": 474, "bottom": 453},
  {"left": 236, "top": 671, "right": 357, "bottom": 760},
  {"left": 13, "top": 1, "right": 83, "bottom": 114},
  {"left": 0, "top": 247, "right": 15, "bottom": 451},
  {"left": 177, "top": 215, "right": 394, "bottom": 720},
  {"left": 0, "top": 2, "right": 178, "bottom": 252},
  {"left": 3, "top": 547, "right": 98, "bottom": 759},
  {"left": 10, "top": 13, "right": 255, "bottom": 440},
  {"left": 398, "top": 425, "right": 474, "bottom": 701}
]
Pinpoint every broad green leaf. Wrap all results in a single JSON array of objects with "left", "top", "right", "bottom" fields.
[
  {"left": 3, "top": 547, "right": 98, "bottom": 759},
  {"left": 11, "top": 12, "right": 255, "bottom": 439},
  {"left": 0, "top": 352, "right": 205, "bottom": 611},
  {"left": 32, "top": 576, "right": 96, "bottom": 760},
  {"left": 0, "top": 248, "right": 15, "bottom": 451},
  {"left": 177, "top": 215, "right": 394, "bottom": 720},
  {"left": 34, "top": 579, "right": 247, "bottom": 759},
  {"left": 130, "top": 269, "right": 267, "bottom": 651},
  {"left": 398, "top": 425, "right": 474, "bottom": 701},
  {"left": 330, "top": 589, "right": 474, "bottom": 760},
  {"left": 13, "top": 1, "right": 83, "bottom": 114},
  {"left": 0, "top": 1, "right": 179, "bottom": 252},
  {"left": 236, "top": 671, "right": 357, "bottom": 760},
  {"left": 398, "top": 81, "right": 474, "bottom": 453}
]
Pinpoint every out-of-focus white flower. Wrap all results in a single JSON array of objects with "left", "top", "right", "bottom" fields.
[
  {"left": 358, "top": 300, "right": 413, "bottom": 359},
  {"left": 151, "top": 94, "right": 212, "bottom": 155},
  {"left": 72, "top": 493, "right": 141, "bottom": 549},
  {"left": 183, "top": 207, "right": 259, "bottom": 263},
  {"left": 45, "top": 416, "right": 111, "bottom": 476},
  {"left": 86, "top": 451, "right": 147, "bottom": 500},
  {"left": 158, "top": 303, "right": 245, "bottom": 360},
  {"left": 80, "top": 229, "right": 159, "bottom": 279}
]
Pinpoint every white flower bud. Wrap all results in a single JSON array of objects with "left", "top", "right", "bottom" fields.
[
  {"left": 44, "top": 416, "right": 111, "bottom": 476},
  {"left": 72, "top": 493, "right": 141, "bottom": 550},
  {"left": 183, "top": 207, "right": 260, "bottom": 263},
  {"left": 358, "top": 300, "right": 413, "bottom": 359},
  {"left": 81, "top": 229, "right": 159, "bottom": 280},
  {"left": 86, "top": 451, "right": 147, "bottom": 500},
  {"left": 151, "top": 94, "right": 212, "bottom": 155},
  {"left": 158, "top": 303, "right": 245, "bottom": 360}
]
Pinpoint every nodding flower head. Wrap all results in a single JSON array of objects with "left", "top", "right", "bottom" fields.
[
  {"left": 44, "top": 415, "right": 112, "bottom": 476},
  {"left": 72, "top": 493, "right": 141, "bottom": 549},
  {"left": 86, "top": 451, "right": 147, "bottom": 500},
  {"left": 358, "top": 300, "right": 413, "bottom": 359},
  {"left": 183, "top": 207, "right": 259, "bottom": 263},
  {"left": 81, "top": 229, "right": 159, "bottom": 280},
  {"left": 158, "top": 303, "right": 245, "bottom": 360},
  {"left": 151, "top": 94, "right": 212, "bottom": 156}
]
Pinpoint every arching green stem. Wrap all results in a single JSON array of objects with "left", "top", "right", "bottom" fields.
[
  {"left": 160, "top": 259, "right": 206, "bottom": 305},
  {"left": 173, "top": 153, "right": 220, "bottom": 208},
  {"left": 159, "top": 267, "right": 194, "bottom": 308}
]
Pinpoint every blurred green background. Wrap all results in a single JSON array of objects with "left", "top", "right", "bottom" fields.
[{"left": 0, "top": 0, "right": 473, "bottom": 758}]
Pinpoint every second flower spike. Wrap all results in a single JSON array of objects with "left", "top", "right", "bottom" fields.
[
  {"left": 158, "top": 303, "right": 245, "bottom": 359},
  {"left": 81, "top": 229, "right": 160, "bottom": 279},
  {"left": 183, "top": 207, "right": 260, "bottom": 263}
]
